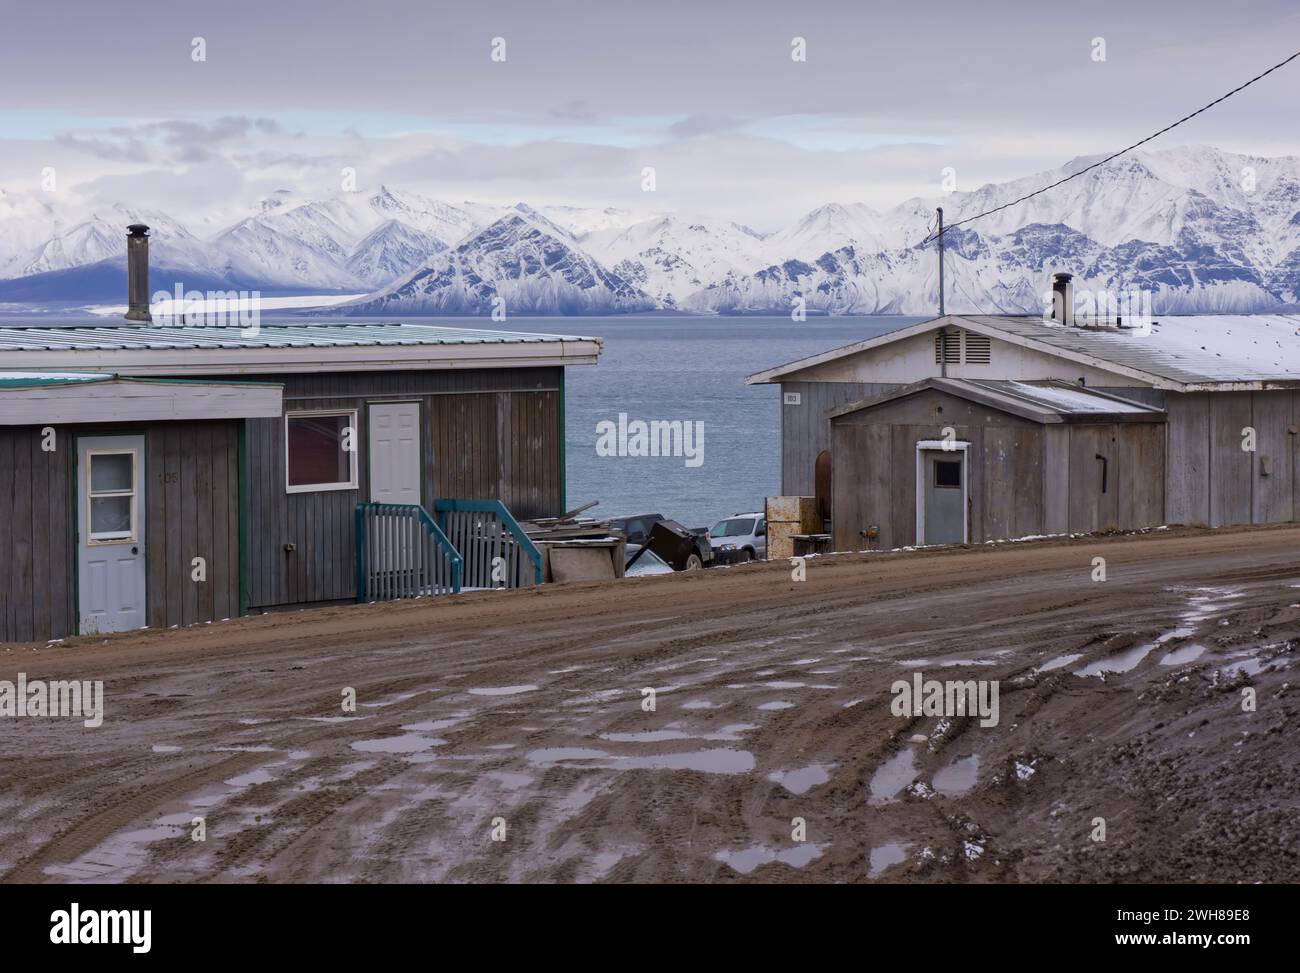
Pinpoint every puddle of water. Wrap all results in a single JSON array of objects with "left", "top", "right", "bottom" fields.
[
  {"left": 1219, "top": 656, "right": 1264, "bottom": 677},
  {"left": 527, "top": 747, "right": 612, "bottom": 765},
  {"left": 297, "top": 715, "right": 371, "bottom": 723},
  {"left": 400, "top": 718, "right": 464, "bottom": 733},
  {"left": 1038, "top": 653, "right": 1082, "bottom": 672},
  {"left": 868, "top": 842, "right": 913, "bottom": 878},
  {"left": 842, "top": 698, "right": 864, "bottom": 708},
  {"left": 486, "top": 771, "right": 533, "bottom": 790},
  {"left": 680, "top": 699, "right": 718, "bottom": 710},
  {"left": 527, "top": 746, "right": 755, "bottom": 775},
  {"left": 44, "top": 816, "right": 193, "bottom": 881},
  {"left": 714, "top": 843, "right": 824, "bottom": 874},
  {"left": 1074, "top": 644, "right": 1154, "bottom": 677},
  {"left": 898, "top": 659, "right": 930, "bottom": 668},
  {"left": 1156, "top": 627, "right": 1196, "bottom": 644},
  {"left": 350, "top": 734, "right": 445, "bottom": 754},
  {"left": 151, "top": 744, "right": 182, "bottom": 753},
  {"left": 932, "top": 754, "right": 980, "bottom": 797},
  {"left": 599, "top": 724, "right": 754, "bottom": 743},
  {"left": 758, "top": 701, "right": 794, "bottom": 711},
  {"left": 224, "top": 768, "right": 277, "bottom": 788},
  {"left": 790, "top": 658, "right": 821, "bottom": 665},
  {"left": 619, "top": 749, "right": 755, "bottom": 774},
  {"left": 468, "top": 685, "right": 538, "bottom": 696},
  {"left": 768, "top": 764, "right": 833, "bottom": 795},
  {"left": 1159, "top": 644, "right": 1207, "bottom": 666},
  {"left": 868, "top": 749, "right": 918, "bottom": 804}
]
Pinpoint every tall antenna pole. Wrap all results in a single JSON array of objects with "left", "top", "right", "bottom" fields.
[{"left": 936, "top": 207, "right": 945, "bottom": 317}]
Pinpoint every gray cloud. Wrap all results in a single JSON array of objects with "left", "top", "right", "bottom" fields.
[{"left": 1, "top": 0, "right": 1297, "bottom": 229}]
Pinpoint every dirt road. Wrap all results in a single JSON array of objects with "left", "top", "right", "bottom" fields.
[{"left": 2, "top": 525, "right": 1298, "bottom": 883}]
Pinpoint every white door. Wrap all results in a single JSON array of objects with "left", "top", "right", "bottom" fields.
[
  {"left": 368, "top": 402, "right": 422, "bottom": 504},
  {"left": 78, "top": 435, "right": 146, "bottom": 634}
]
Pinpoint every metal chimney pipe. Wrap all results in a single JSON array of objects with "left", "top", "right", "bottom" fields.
[
  {"left": 125, "top": 223, "right": 152, "bottom": 322},
  {"left": 1051, "top": 272, "right": 1074, "bottom": 327}
]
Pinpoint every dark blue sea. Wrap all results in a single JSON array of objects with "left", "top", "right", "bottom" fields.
[{"left": 503, "top": 316, "right": 925, "bottom": 529}]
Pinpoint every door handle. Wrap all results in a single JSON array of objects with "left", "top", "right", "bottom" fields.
[{"left": 131, "top": 546, "right": 139, "bottom": 555}]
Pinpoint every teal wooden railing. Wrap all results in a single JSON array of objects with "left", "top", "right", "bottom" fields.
[
  {"left": 355, "top": 503, "right": 463, "bottom": 602},
  {"left": 434, "top": 499, "right": 544, "bottom": 588}
]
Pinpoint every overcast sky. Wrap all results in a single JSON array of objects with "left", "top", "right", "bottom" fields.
[{"left": 1, "top": 0, "right": 1298, "bottom": 231}]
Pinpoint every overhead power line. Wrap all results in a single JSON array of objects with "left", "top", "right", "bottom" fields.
[{"left": 922, "top": 46, "right": 1300, "bottom": 244}]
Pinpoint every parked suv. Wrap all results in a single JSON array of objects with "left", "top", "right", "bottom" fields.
[{"left": 709, "top": 512, "right": 767, "bottom": 564}]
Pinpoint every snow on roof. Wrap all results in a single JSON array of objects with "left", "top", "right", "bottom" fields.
[
  {"left": 748, "top": 313, "right": 1300, "bottom": 390},
  {"left": 971, "top": 380, "right": 1155, "bottom": 414},
  {"left": 959, "top": 314, "right": 1300, "bottom": 387}
]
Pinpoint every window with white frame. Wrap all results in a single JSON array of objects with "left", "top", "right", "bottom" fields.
[{"left": 285, "top": 411, "right": 358, "bottom": 493}]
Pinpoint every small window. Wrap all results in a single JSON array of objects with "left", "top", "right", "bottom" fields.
[
  {"left": 934, "top": 460, "right": 962, "bottom": 489},
  {"left": 286, "top": 411, "right": 358, "bottom": 493},
  {"left": 87, "top": 450, "right": 137, "bottom": 543},
  {"left": 756, "top": 519, "right": 767, "bottom": 536}
]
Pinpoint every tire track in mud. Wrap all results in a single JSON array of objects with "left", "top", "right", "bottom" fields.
[{"left": 2, "top": 524, "right": 1298, "bottom": 882}]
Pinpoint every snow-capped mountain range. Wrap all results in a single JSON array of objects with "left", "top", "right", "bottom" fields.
[{"left": 2, "top": 145, "right": 1299, "bottom": 314}]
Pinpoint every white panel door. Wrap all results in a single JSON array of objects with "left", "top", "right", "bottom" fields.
[
  {"left": 368, "top": 402, "right": 422, "bottom": 504},
  {"left": 78, "top": 435, "right": 147, "bottom": 634}
]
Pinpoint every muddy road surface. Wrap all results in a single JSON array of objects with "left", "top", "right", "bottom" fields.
[{"left": 2, "top": 525, "right": 1298, "bottom": 883}]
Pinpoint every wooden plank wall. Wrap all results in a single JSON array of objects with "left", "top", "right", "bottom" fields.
[
  {"left": 0, "top": 427, "right": 75, "bottom": 643},
  {"left": 828, "top": 389, "right": 1176, "bottom": 550},
  {"left": 240, "top": 368, "right": 564, "bottom": 610},
  {"left": 829, "top": 390, "right": 1041, "bottom": 550},
  {"left": 144, "top": 421, "right": 241, "bottom": 630},
  {"left": 1163, "top": 390, "right": 1298, "bottom": 528},
  {"left": 780, "top": 381, "right": 899, "bottom": 496},
  {"left": 0, "top": 419, "right": 239, "bottom": 643}
]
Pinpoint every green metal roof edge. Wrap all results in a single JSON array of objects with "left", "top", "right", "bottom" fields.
[{"left": 0, "top": 373, "right": 284, "bottom": 389}]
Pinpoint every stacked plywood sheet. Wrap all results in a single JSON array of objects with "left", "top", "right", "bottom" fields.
[{"left": 765, "top": 496, "right": 821, "bottom": 561}]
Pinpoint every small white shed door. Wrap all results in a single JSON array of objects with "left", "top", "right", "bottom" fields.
[
  {"left": 78, "top": 435, "right": 147, "bottom": 635},
  {"left": 368, "top": 402, "right": 422, "bottom": 505}
]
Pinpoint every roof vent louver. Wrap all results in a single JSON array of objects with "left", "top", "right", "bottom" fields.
[
  {"left": 935, "top": 329, "right": 991, "bottom": 366},
  {"left": 964, "top": 333, "right": 991, "bottom": 364}
]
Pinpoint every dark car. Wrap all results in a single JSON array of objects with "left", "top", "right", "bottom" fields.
[{"left": 611, "top": 513, "right": 713, "bottom": 571}]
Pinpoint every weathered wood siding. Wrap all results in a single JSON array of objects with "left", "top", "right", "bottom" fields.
[
  {"left": 780, "top": 381, "right": 901, "bottom": 496},
  {"left": 0, "top": 427, "right": 75, "bottom": 642},
  {"left": 1162, "top": 389, "right": 1298, "bottom": 527},
  {"left": 238, "top": 368, "right": 564, "bottom": 609},
  {"left": 0, "top": 420, "right": 240, "bottom": 643},
  {"left": 144, "top": 421, "right": 242, "bottom": 630},
  {"left": 829, "top": 389, "right": 1168, "bottom": 550},
  {"left": 830, "top": 389, "right": 1043, "bottom": 551}
]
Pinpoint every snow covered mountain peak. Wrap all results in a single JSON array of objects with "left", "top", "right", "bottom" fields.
[{"left": 1, "top": 145, "right": 1298, "bottom": 312}]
